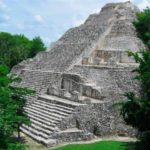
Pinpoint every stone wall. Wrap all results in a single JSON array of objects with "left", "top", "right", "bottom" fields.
[
  {"left": 69, "top": 65, "right": 140, "bottom": 101},
  {"left": 58, "top": 102, "right": 136, "bottom": 137},
  {"left": 88, "top": 50, "right": 135, "bottom": 65}
]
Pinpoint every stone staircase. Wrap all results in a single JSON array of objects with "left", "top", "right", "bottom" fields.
[
  {"left": 13, "top": 69, "right": 62, "bottom": 105},
  {"left": 18, "top": 69, "right": 61, "bottom": 92},
  {"left": 21, "top": 94, "right": 88, "bottom": 146}
]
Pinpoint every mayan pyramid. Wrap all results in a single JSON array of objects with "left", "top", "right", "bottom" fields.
[{"left": 12, "top": 1, "right": 144, "bottom": 147}]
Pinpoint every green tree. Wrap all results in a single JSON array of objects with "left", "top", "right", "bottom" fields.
[
  {"left": 121, "top": 51, "right": 150, "bottom": 132},
  {"left": 30, "top": 36, "right": 46, "bottom": 57},
  {"left": 0, "top": 32, "right": 46, "bottom": 69},
  {"left": 133, "top": 7, "right": 150, "bottom": 48},
  {"left": 0, "top": 32, "right": 13, "bottom": 67},
  {"left": 119, "top": 7, "right": 150, "bottom": 149},
  {"left": 0, "top": 65, "right": 34, "bottom": 150}
]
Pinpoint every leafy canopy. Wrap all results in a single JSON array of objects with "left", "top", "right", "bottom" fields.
[
  {"left": 121, "top": 51, "right": 150, "bottom": 132},
  {"left": 0, "top": 32, "right": 46, "bottom": 69},
  {"left": 133, "top": 7, "right": 150, "bottom": 48},
  {"left": 119, "top": 8, "right": 150, "bottom": 149}
]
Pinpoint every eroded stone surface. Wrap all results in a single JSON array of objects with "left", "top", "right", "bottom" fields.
[{"left": 12, "top": 1, "right": 144, "bottom": 147}]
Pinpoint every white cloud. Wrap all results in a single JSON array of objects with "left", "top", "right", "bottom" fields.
[
  {"left": 138, "top": 0, "right": 150, "bottom": 10},
  {"left": 34, "top": 15, "right": 45, "bottom": 24},
  {"left": 0, "top": 0, "right": 9, "bottom": 12},
  {"left": 0, "top": 0, "right": 7, "bottom": 9}
]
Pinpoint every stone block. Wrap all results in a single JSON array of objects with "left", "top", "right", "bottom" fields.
[
  {"left": 71, "top": 91, "right": 80, "bottom": 101},
  {"left": 107, "top": 57, "right": 117, "bottom": 66},
  {"left": 59, "top": 89, "right": 67, "bottom": 97},
  {"left": 47, "top": 86, "right": 59, "bottom": 96},
  {"left": 82, "top": 57, "right": 89, "bottom": 65},
  {"left": 84, "top": 98, "right": 91, "bottom": 104}
]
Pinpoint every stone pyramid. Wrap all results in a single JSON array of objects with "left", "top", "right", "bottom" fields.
[{"left": 12, "top": 1, "right": 144, "bottom": 147}]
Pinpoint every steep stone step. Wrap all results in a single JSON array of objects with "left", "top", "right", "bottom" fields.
[
  {"left": 17, "top": 70, "right": 62, "bottom": 96},
  {"left": 29, "top": 119, "right": 56, "bottom": 131},
  {"left": 22, "top": 123, "right": 53, "bottom": 136},
  {"left": 21, "top": 126, "right": 58, "bottom": 147},
  {"left": 21, "top": 126, "right": 46, "bottom": 141},
  {"left": 21, "top": 88, "right": 84, "bottom": 146},
  {"left": 26, "top": 104, "right": 72, "bottom": 117},
  {"left": 25, "top": 108, "right": 66, "bottom": 120},
  {"left": 22, "top": 95, "right": 79, "bottom": 145},
  {"left": 38, "top": 94, "right": 85, "bottom": 107},
  {"left": 33, "top": 100, "right": 74, "bottom": 113},
  {"left": 25, "top": 110, "right": 62, "bottom": 123},
  {"left": 22, "top": 125, "right": 49, "bottom": 139},
  {"left": 27, "top": 114, "right": 59, "bottom": 126}
]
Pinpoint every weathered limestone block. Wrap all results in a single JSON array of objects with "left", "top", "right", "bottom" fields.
[
  {"left": 63, "top": 79, "right": 71, "bottom": 91},
  {"left": 93, "top": 58, "right": 101, "bottom": 65},
  {"left": 59, "top": 89, "right": 67, "bottom": 97},
  {"left": 83, "top": 98, "right": 91, "bottom": 104},
  {"left": 58, "top": 103, "right": 137, "bottom": 137},
  {"left": 47, "top": 86, "right": 59, "bottom": 96},
  {"left": 120, "top": 51, "right": 135, "bottom": 63},
  {"left": 51, "top": 130, "right": 94, "bottom": 143},
  {"left": 46, "top": 139, "right": 58, "bottom": 148},
  {"left": 91, "top": 89, "right": 98, "bottom": 98},
  {"left": 107, "top": 57, "right": 118, "bottom": 66},
  {"left": 82, "top": 57, "right": 89, "bottom": 65},
  {"left": 71, "top": 91, "right": 81, "bottom": 101},
  {"left": 64, "top": 91, "right": 71, "bottom": 99},
  {"left": 83, "top": 86, "right": 92, "bottom": 97}
]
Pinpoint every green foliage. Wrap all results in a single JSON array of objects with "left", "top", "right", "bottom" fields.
[
  {"left": 119, "top": 7, "right": 150, "bottom": 149},
  {"left": 0, "top": 32, "right": 46, "bottom": 69},
  {"left": 133, "top": 7, "right": 150, "bottom": 48},
  {"left": 121, "top": 92, "right": 150, "bottom": 132},
  {"left": 8, "top": 143, "right": 28, "bottom": 150},
  {"left": 128, "top": 51, "right": 150, "bottom": 98},
  {"left": 0, "top": 65, "right": 34, "bottom": 150},
  {"left": 121, "top": 46, "right": 150, "bottom": 133},
  {"left": 30, "top": 36, "right": 46, "bottom": 57},
  {"left": 120, "top": 50, "right": 150, "bottom": 149}
]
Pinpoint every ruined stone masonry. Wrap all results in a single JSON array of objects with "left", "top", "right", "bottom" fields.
[{"left": 12, "top": 1, "right": 145, "bottom": 147}]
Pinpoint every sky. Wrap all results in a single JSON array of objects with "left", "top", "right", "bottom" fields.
[{"left": 0, "top": 0, "right": 150, "bottom": 46}]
